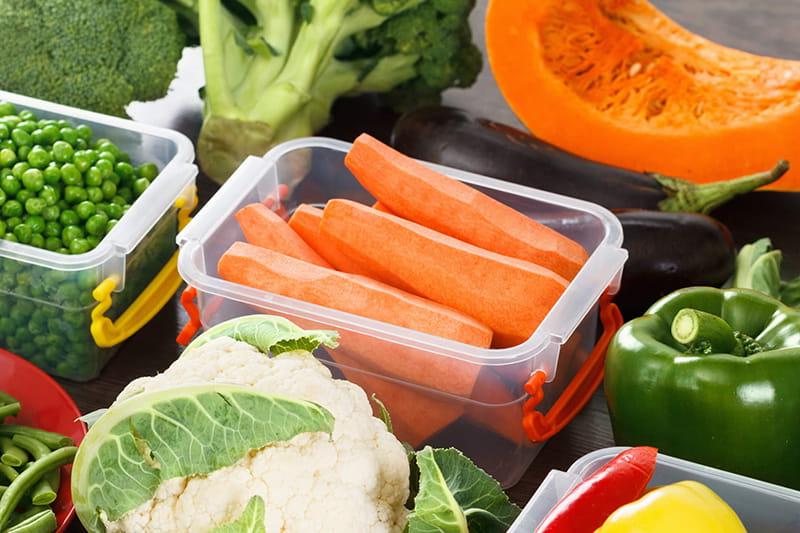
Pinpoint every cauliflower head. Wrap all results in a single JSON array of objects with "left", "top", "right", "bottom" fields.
[{"left": 73, "top": 319, "right": 409, "bottom": 533}]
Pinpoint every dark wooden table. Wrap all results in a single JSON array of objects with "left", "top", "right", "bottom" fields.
[{"left": 58, "top": 1, "right": 799, "bottom": 529}]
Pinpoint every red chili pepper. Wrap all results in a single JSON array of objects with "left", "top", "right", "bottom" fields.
[{"left": 535, "top": 447, "right": 658, "bottom": 533}]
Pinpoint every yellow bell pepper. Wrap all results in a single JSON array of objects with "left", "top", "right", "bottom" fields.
[{"left": 595, "top": 480, "right": 746, "bottom": 533}]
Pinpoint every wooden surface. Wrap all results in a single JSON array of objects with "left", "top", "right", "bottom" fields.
[{"left": 58, "top": 1, "right": 798, "bottom": 529}]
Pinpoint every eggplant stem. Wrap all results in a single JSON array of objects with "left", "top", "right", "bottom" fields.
[{"left": 654, "top": 160, "right": 789, "bottom": 214}]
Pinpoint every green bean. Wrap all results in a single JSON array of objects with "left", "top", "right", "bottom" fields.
[
  {"left": 5, "top": 508, "right": 56, "bottom": 533},
  {"left": 10, "top": 436, "right": 57, "bottom": 492},
  {"left": 7, "top": 506, "right": 47, "bottom": 528},
  {"left": 0, "top": 402, "right": 20, "bottom": 419},
  {"left": 0, "top": 426, "right": 73, "bottom": 449},
  {"left": 0, "top": 438, "right": 27, "bottom": 467},
  {"left": 0, "top": 464, "right": 18, "bottom": 483},
  {"left": 28, "top": 478, "right": 55, "bottom": 506},
  {"left": 0, "top": 446, "right": 76, "bottom": 529}
]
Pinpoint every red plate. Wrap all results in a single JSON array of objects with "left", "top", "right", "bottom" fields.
[{"left": 0, "top": 348, "right": 86, "bottom": 533}]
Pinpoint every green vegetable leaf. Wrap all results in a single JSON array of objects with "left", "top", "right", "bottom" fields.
[
  {"left": 407, "top": 447, "right": 520, "bottom": 533},
  {"left": 731, "top": 238, "right": 783, "bottom": 298},
  {"left": 72, "top": 385, "right": 334, "bottom": 533},
  {"left": 212, "top": 495, "right": 266, "bottom": 533},
  {"left": 185, "top": 315, "right": 339, "bottom": 356},
  {"left": 781, "top": 277, "right": 800, "bottom": 308}
]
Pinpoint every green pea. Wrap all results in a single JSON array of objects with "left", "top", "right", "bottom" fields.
[
  {"left": 21, "top": 168, "right": 44, "bottom": 191},
  {"left": 86, "top": 235, "right": 101, "bottom": 249},
  {"left": 69, "top": 238, "right": 90, "bottom": 254},
  {"left": 39, "top": 186, "right": 59, "bottom": 206},
  {"left": 61, "top": 225, "right": 83, "bottom": 246},
  {"left": 42, "top": 124, "right": 60, "bottom": 143},
  {"left": 30, "top": 233, "right": 44, "bottom": 248},
  {"left": 1, "top": 175, "right": 20, "bottom": 196},
  {"left": 0, "top": 220, "right": 5, "bottom": 235},
  {"left": 0, "top": 140, "right": 13, "bottom": 152},
  {"left": 16, "top": 190, "right": 32, "bottom": 205},
  {"left": 137, "top": 163, "right": 158, "bottom": 181},
  {"left": 10, "top": 129, "right": 31, "bottom": 147},
  {"left": 94, "top": 159, "right": 113, "bottom": 178},
  {"left": 13, "top": 224, "right": 32, "bottom": 244},
  {"left": 106, "top": 203, "right": 123, "bottom": 220},
  {"left": 5, "top": 217, "right": 20, "bottom": 229},
  {"left": 11, "top": 162, "right": 29, "bottom": 179},
  {"left": 57, "top": 247, "right": 69, "bottom": 254},
  {"left": 42, "top": 167, "right": 60, "bottom": 188},
  {"left": 72, "top": 152, "right": 92, "bottom": 173},
  {"left": 44, "top": 236, "right": 61, "bottom": 251},
  {"left": 57, "top": 200, "right": 69, "bottom": 211},
  {"left": 0, "top": 102, "right": 16, "bottom": 117},
  {"left": 115, "top": 162, "right": 135, "bottom": 181},
  {"left": 31, "top": 128, "right": 47, "bottom": 145},
  {"left": 105, "top": 172, "right": 120, "bottom": 186},
  {"left": 52, "top": 140, "right": 74, "bottom": 163},
  {"left": 110, "top": 195, "right": 127, "bottom": 207},
  {"left": 64, "top": 186, "right": 87, "bottom": 205},
  {"left": 100, "top": 180, "right": 117, "bottom": 200},
  {"left": 60, "top": 163, "right": 82, "bottom": 186},
  {"left": 25, "top": 215, "right": 45, "bottom": 234},
  {"left": 0, "top": 124, "right": 8, "bottom": 141},
  {"left": 84, "top": 167, "right": 102, "bottom": 187},
  {"left": 98, "top": 151, "right": 116, "bottom": 164},
  {"left": 2, "top": 200, "right": 22, "bottom": 218},
  {"left": 95, "top": 202, "right": 109, "bottom": 215},
  {"left": 75, "top": 201, "right": 95, "bottom": 220},
  {"left": 0, "top": 148, "right": 17, "bottom": 168},
  {"left": 105, "top": 219, "right": 118, "bottom": 233},
  {"left": 75, "top": 138, "right": 88, "bottom": 150},
  {"left": 3, "top": 233, "right": 17, "bottom": 243},
  {"left": 86, "top": 187, "right": 103, "bottom": 203},
  {"left": 26, "top": 146, "right": 51, "bottom": 169},
  {"left": 0, "top": 169, "right": 10, "bottom": 180},
  {"left": 44, "top": 221, "right": 61, "bottom": 238},
  {"left": 59, "top": 210, "right": 79, "bottom": 226},
  {"left": 84, "top": 149, "right": 99, "bottom": 164},
  {"left": 76, "top": 125, "right": 92, "bottom": 141},
  {"left": 41, "top": 206, "right": 60, "bottom": 224},
  {"left": 0, "top": 189, "right": 5, "bottom": 208},
  {"left": 59, "top": 127, "right": 78, "bottom": 145},
  {"left": 85, "top": 213, "right": 107, "bottom": 236},
  {"left": 24, "top": 198, "right": 46, "bottom": 215},
  {"left": 16, "top": 145, "right": 29, "bottom": 161}
]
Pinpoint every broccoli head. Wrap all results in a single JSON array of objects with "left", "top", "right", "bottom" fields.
[
  {"left": 0, "top": 0, "right": 185, "bottom": 117},
  {"left": 187, "top": 0, "right": 481, "bottom": 182}
]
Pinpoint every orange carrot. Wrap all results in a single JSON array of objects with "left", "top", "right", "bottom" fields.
[
  {"left": 287, "top": 204, "right": 374, "bottom": 276},
  {"left": 218, "top": 241, "right": 493, "bottom": 388},
  {"left": 320, "top": 200, "right": 568, "bottom": 347},
  {"left": 235, "top": 203, "right": 331, "bottom": 268},
  {"left": 346, "top": 133, "right": 588, "bottom": 280}
]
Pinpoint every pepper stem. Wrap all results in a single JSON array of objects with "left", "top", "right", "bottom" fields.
[
  {"left": 671, "top": 308, "right": 739, "bottom": 354},
  {"left": 654, "top": 160, "right": 789, "bottom": 214}
]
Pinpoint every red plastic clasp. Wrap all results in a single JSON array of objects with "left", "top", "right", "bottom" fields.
[
  {"left": 522, "top": 291, "right": 624, "bottom": 442},
  {"left": 176, "top": 286, "right": 201, "bottom": 346}
]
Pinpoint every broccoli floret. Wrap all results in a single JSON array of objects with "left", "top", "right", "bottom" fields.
[
  {"left": 0, "top": 0, "right": 185, "bottom": 117},
  {"left": 188, "top": 0, "right": 481, "bottom": 182}
]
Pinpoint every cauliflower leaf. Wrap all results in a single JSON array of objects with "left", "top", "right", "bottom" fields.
[
  {"left": 72, "top": 385, "right": 333, "bottom": 533},
  {"left": 185, "top": 315, "right": 339, "bottom": 355},
  {"left": 211, "top": 496, "right": 266, "bottom": 533},
  {"left": 407, "top": 447, "right": 520, "bottom": 533}
]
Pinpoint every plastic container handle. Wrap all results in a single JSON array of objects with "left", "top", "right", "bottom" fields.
[
  {"left": 176, "top": 286, "right": 201, "bottom": 346},
  {"left": 522, "top": 291, "right": 623, "bottom": 442},
  {"left": 90, "top": 194, "right": 197, "bottom": 348}
]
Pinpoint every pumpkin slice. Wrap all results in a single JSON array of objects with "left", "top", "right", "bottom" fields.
[{"left": 486, "top": 0, "right": 800, "bottom": 190}]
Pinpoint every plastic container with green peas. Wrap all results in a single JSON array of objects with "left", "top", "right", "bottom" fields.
[{"left": 0, "top": 90, "right": 197, "bottom": 381}]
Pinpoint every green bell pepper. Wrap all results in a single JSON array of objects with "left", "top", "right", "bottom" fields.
[{"left": 605, "top": 286, "right": 800, "bottom": 489}]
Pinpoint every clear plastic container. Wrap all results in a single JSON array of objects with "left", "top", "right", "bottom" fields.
[
  {"left": 509, "top": 446, "right": 800, "bottom": 531},
  {"left": 176, "top": 137, "right": 626, "bottom": 487},
  {"left": 0, "top": 90, "right": 198, "bottom": 381}
]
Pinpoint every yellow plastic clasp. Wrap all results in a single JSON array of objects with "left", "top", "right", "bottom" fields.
[{"left": 89, "top": 190, "right": 197, "bottom": 348}]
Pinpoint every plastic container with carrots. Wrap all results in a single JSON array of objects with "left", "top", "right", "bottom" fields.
[
  {"left": 176, "top": 137, "right": 626, "bottom": 487},
  {"left": 509, "top": 447, "right": 800, "bottom": 532}
]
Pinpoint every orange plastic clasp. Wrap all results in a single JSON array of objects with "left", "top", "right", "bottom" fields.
[
  {"left": 176, "top": 286, "right": 201, "bottom": 346},
  {"left": 522, "top": 291, "right": 624, "bottom": 442}
]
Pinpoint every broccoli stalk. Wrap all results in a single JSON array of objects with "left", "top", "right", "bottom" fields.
[{"left": 189, "top": 0, "right": 480, "bottom": 182}]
